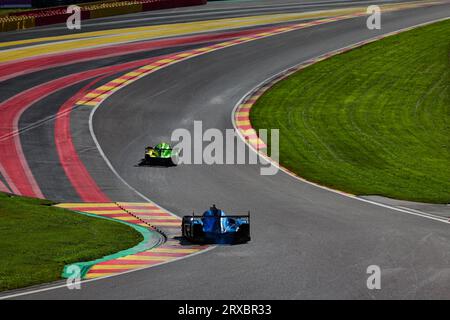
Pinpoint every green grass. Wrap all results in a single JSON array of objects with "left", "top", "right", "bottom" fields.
[
  {"left": 0, "top": 192, "right": 143, "bottom": 292},
  {"left": 251, "top": 20, "right": 450, "bottom": 204}
]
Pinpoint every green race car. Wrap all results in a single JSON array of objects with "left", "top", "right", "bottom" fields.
[{"left": 141, "top": 142, "right": 178, "bottom": 166}]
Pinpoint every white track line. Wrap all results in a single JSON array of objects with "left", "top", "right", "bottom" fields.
[
  {"left": 9, "top": 0, "right": 401, "bottom": 33},
  {"left": 231, "top": 17, "right": 450, "bottom": 225},
  {"left": 0, "top": 103, "right": 218, "bottom": 299},
  {"left": 0, "top": 246, "right": 216, "bottom": 300},
  {"left": 2, "top": 11, "right": 449, "bottom": 301}
]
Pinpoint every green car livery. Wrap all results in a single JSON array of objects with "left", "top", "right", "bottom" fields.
[{"left": 142, "top": 142, "right": 178, "bottom": 166}]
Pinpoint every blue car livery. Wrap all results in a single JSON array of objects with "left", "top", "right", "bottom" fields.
[{"left": 182, "top": 205, "right": 251, "bottom": 244}]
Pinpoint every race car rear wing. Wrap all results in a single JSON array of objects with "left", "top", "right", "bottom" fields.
[{"left": 186, "top": 211, "right": 250, "bottom": 222}]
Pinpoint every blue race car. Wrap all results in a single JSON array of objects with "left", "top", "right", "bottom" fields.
[{"left": 182, "top": 205, "right": 250, "bottom": 244}]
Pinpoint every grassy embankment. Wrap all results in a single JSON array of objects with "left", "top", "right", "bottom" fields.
[
  {"left": 0, "top": 192, "right": 143, "bottom": 291},
  {"left": 251, "top": 20, "right": 450, "bottom": 203}
]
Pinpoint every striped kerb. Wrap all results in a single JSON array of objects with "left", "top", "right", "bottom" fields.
[
  {"left": 56, "top": 202, "right": 210, "bottom": 279},
  {"left": 73, "top": 10, "right": 384, "bottom": 109}
]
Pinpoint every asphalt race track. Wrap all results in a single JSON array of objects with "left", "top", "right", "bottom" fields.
[{"left": 1, "top": 0, "right": 450, "bottom": 299}]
